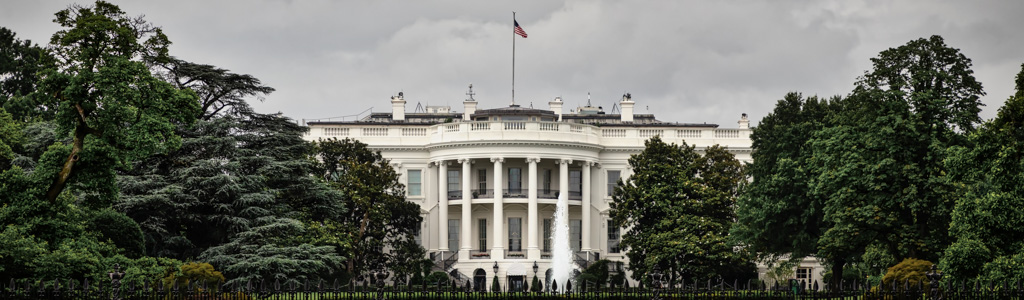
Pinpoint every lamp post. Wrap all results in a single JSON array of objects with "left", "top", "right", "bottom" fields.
[
  {"left": 926, "top": 265, "right": 943, "bottom": 300},
  {"left": 372, "top": 268, "right": 390, "bottom": 300},
  {"left": 650, "top": 265, "right": 664, "bottom": 300},
  {"left": 109, "top": 264, "right": 124, "bottom": 300}
]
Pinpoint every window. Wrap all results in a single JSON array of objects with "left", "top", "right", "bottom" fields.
[
  {"left": 607, "top": 220, "right": 620, "bottom": 253},
  {"left": 408, "top": 170, "right": 422, "bottom": 196},
  {"left": 796, "top": 268, "right": 811, "bottom": 280},
  {"left": 448, "top": 170, "right": 461, "bottom": 194},
  {"left": 508, "top": 168, "right": 522, "bottom": 194},
  {"left": 478, "top": 169, "right": 487, "bottom": 191},
  {"left": 570, "top": 219, "right": 581, "bottom": 252},
  {"left": 543, "top": 169, "right": 552, "bottom": 194},
  {"left": 569, "top": 170, "right": 582, "bottom": 197},
  {"left": 478, "top": 219, "right": 487, "bottom": 251},
  {"left": 607, "top": 170, "right": 620, "bottom": 197},
  {"left": 448, "top": 219, "right": 460, "bottom": 251},
  {"left": 543, "top": 219, "right": 552, "bottom": 252},
  {"left": 508, "top": 217, "right": 522, "bottom": 251}
]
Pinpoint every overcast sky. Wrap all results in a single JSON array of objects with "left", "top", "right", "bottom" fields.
[{"left": 4, "top": 0, "right": 1023, "bottom": 127}]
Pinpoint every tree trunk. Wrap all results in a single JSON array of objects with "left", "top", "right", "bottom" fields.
[
  {"left": 44, "top": 126, "right": 86, "bottom": 203},
  {"left": 830, "top": 256, "right": 845, "bottom": 294}
]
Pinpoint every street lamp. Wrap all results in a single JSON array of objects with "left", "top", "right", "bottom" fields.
[
  {"left": 649, "top": 265, "right": 665, "bottom": 300},
  {"left": 533, "top": 261, "right": 539, "bottom": 275},
  {"left": 493, "top": 262, "right": 499, "bottom": 274}
]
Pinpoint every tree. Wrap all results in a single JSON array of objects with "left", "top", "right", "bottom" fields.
[
  {"left": 311, "top": 138, "right": 424, "bottom": 279},
  {"left": 0, "top": 27, "right": 53, "bottom": 119},
  {"left": 610, "top": 136, "right": 746, "bottom": 283},
  {"left": 808, "top": 35, "right": 984, "bottom": 280},
  {"left": 941, "top": 63, "right": 1024, "bottom": 283},
  {"left": 31, "top": 1, "right": 199, "bottom": 204},
  {"left": 151, "top": 57, "right": 275, "bottom": 121},
  {"left": 732, "top": 93, "right": 839, "bottom": 273}
]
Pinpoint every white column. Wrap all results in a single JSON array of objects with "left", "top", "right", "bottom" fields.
[
  {"left": 526, "top": 157, "right": 540, "bottom": 260},
  {"left": 559, "top": 159, "right": 571, "bottom": 200},
  {"left": 582, "top": 161, "right": 593, "bottom": 252},
  {"left": 438, "top": 160, "right": 449, "bottom": 252},
  {"left": 460, "top": 158, "right": 472, "bottom": 259},
  {"left": 491, "top": 157, "right": 505, "bottom": 258}
]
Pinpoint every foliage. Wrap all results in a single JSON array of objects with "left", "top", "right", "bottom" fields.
[
  {"left": 150, "top": 57, "right": 275, "bottom": 120},
  {"left": 200, "top": 217, "right": 344, "bottom": 286},
  {"left": 733, "top": 93, "right": 838, "bottom": 261},
  {"left": 941, "top": 63, "right": 1024, "bottom": 283},
  {"left": 799, "top": 36, "right": 983, "bottom": 282},
  {"left": 610, "top": 136, "right": 746, "bottom": 283},
  {"left": 29, "top": 1, "right": 199, "bottom": 204},
  {"left": 977, "top": 252, "right": 1024, "bottom": 285},
  {"left": 881, "top": 258, "right": 932, "bottom": 288},
  {"left": 0, "top": 108, "right": 25, "bottom": 168},
  {"left": 311, "top": 138, "right": 423, "bottom": 278},
  {"left": 87, "top": 208, "right": 145, "bottom": 258},
  {"left": 578, "top": 259, "right": 611, "bottom": 288},
  {"left": 491, "top": 275, "right": 500, "bottom": 292},
  {"left": 531, "top": 274, "right": 542, "bottom": 292},
  {"left": 425, "top": 271, "right": 449, "bottom": 285},
  {"left": 0, "top": 27, "right": 53, "bottom": 119},
  {"left": 165, "top": 262, "right": 225, "bottom": 291}
]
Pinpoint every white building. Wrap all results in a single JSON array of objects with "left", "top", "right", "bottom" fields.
[{"left": 303, "top": 88, "right": 762, "bottom": 290}]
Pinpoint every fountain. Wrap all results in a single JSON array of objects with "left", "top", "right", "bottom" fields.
[{"left": 549, "top": 192, "right": 577, "bottom": 293}]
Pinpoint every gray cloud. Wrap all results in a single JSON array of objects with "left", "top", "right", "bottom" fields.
[{"left": 3, "top": 0, "right": 1023, "bottom": 126}]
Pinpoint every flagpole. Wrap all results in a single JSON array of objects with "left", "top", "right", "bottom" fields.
[{"left": 509, "top": 11, "right": 512, "bottom": 105}]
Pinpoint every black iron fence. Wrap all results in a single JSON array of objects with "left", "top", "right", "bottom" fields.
[{"left": 5, "top": 278, "right": 1024, "bottom": 300}]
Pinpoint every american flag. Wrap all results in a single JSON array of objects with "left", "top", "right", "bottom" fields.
[{"left": 514, "top": 20, "right": 528, "bottom": 38}]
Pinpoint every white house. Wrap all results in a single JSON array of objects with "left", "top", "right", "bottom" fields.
[{"left": 302, "top": 87, "right": 799, "bottom": 290}]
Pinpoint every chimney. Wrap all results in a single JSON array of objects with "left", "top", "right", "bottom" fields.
[
  {"left": 549, "top": 97, "right": 563, "bottom": 121},
  {"left": 738, "top": 113, "right": 750, "bottom": 129},
  {"left": 391, "top": 92, "right": 406, "bottom": 121},
  {"left": 463, "top": 84, "right": 477, "bottom": 120},
  {"left": 619, "top": 93, "right": 634, "bottom": 123}
]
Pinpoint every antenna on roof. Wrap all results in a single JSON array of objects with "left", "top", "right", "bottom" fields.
[
  {"left": 414, "top": 102, "right": 425, "bottom": 113},
  {"left": 466, "top": 84, "right": 476, "bottom": 101},
  {"left": 587, "top": 92, "right": 592, "bottom": 107},
  {"left": 611, "top": 103, "right": 620, "bottom": 114}
]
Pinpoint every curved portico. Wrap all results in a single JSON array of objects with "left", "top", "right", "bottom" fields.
[{"left": 431, "top": 147, "right": 598, "bottom": 262}]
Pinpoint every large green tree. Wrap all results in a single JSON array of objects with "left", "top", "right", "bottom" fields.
[
  {"left": 117, "top": 56, "right": 345, "bottom": 283},
  {"left": 310, "top": 138, "right": 424, "bottom": 280},
  {"left": 941, "top": 63, "right": 1024, "bottom": 283},
  {"left": 733, "top": 93, "right": 839, "bottom": 261},
  {"left": 0, "top": 27, "right": 53, "bottom": 119},
  {"left": 808, "top": 35, "right": 983, "bottom": 279},
  {"left": 30, "top": 1, "right": 199, "bottom": 204},
  {"left": 610, "top": 136, "right": 748, "bottom": 283}
]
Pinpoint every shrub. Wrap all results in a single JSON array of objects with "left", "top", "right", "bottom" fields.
[
  {"left": 978, "top": 253, "right": 1024, "bottom": 284},
  {"left": 424, "top": 271, "right": 448, "bottom": 285},
  {"left": 87, "top": 208, "right": 146, "bottom": 258},
  {"left": 165, "top": 262, "right": 225, "bottom": 291},
  {"left": 531, "top": 274, "right": 541, "bottom": 292},
  {"left": 881, "top": 258, "right": 932, "bottom": 288},
  {"left": 491, "top": 275, "right": 500, "bottom": 292}
]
